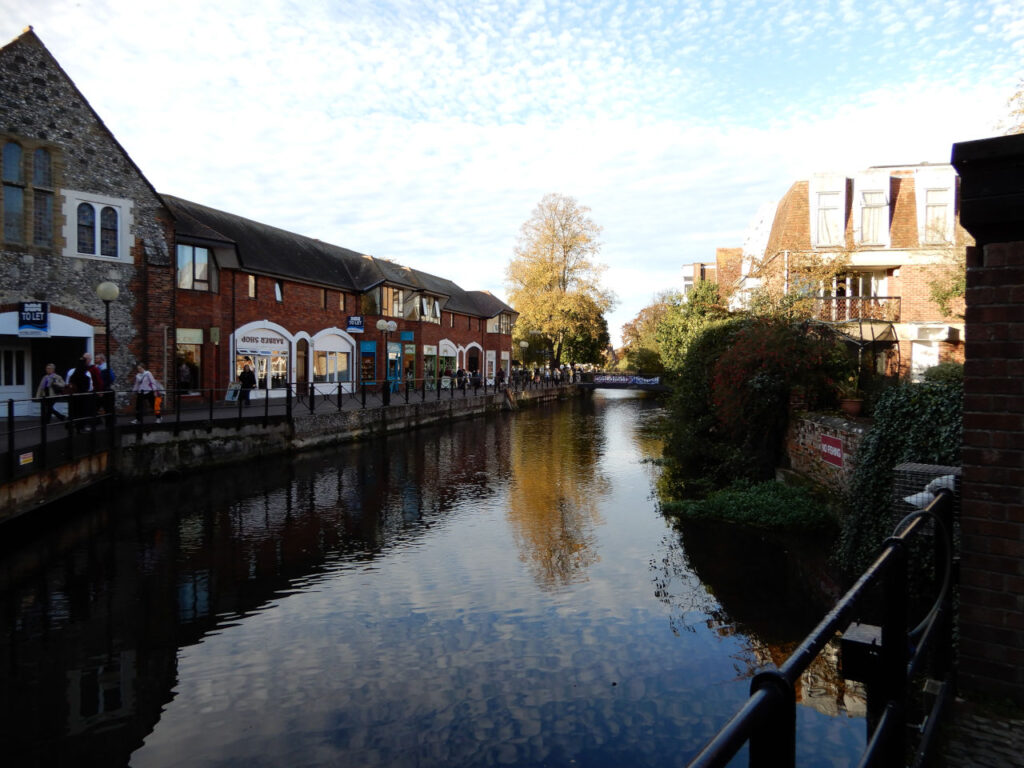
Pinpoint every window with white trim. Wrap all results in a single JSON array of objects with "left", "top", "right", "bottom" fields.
[
  {"left": 62, "top": 190, "right": 133, "bottom": 262},
  {"left": 860, "top": 190, "right": 888, "bottom": 245},
  {"left": 816, "top": 192, "right": 843, "bottom": 246},
  {"left": 923, "top": 188, "right": 951, "bottom": 244},
  {"left": 420, "top": 296, "right": 441, "bottom": 324}
]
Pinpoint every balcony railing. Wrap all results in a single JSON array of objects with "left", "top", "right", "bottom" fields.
[{"left": 809, "top": 296, "right": 901, "bottom": 323}]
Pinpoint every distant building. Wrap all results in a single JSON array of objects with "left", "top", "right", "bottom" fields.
[{"left": 727, "top": 164, "right": 967, "bottom": 379}]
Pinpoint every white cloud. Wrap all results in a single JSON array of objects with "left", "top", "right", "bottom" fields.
[{"left": 2, "top": 0, "right": 1019, "bottom": 345}]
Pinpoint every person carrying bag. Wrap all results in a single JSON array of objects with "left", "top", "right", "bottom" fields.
[
  {"left": 35, "top": 363, "right": 67, "bottom": 423},
  {"left": 131, "top": 361, "right": 164, "bottom": 424}
]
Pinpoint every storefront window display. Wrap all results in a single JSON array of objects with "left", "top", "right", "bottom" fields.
[
  {"left": 175, "top": 346, "right": 201, "bottom": 391},
  {"left": 423, "top": 345, "right": 437, "bottom": 389},
  {"left": 403, "top": 343, "right": 416, "bottom": 384},
  {"left": 314, "top": 350, "right": 351, "bottom": 383}
]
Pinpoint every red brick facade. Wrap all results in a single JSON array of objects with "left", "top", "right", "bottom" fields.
[
  {"left": 731, "top": 165, "right": 968, "bottom": 379},
  {"left": 952, "top": 134, "right": 1024, "bottom": 706}
]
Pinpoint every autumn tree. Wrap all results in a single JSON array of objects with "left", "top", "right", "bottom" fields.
[
  {"left": 1002, "top": 78, "right": 1024, "bottom": 135},
  {"left": 506, "top": 193, "right": 615, "bottom": 367},
  {"left": 619, "top": 290, "right": 675, "bottom": 372}
]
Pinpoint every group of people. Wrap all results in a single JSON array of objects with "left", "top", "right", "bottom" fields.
[{"left": 35, "top": 353, "right": 166, "bottom": 428}]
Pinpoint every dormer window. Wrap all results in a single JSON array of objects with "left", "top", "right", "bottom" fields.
[
  {"left": 420, "top": 296, "right": 441, "bottom": 324},
  {"left": 809, "top": 174, "right": 846, "bottom": 248},
  {"left": 914, "top": 166, "right": 956, "bottom": 245}
]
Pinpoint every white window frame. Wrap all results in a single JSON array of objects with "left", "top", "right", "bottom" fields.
[
  {"left": 914, "top": 167, "right": 956, "bottom": 246},
  {"left": 62, "top": 189, "right": 134, "bottom": 263},
  {"left": 809, "top": 174, "right": 846, "bottom": 249},
  {"left": 853, "top": 172, "right": 891, "bottom": 247}
]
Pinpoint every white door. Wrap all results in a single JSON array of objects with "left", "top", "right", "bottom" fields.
[
  {"left": 0, "top": 341, "right": 33, "bottom": 416},
  {"left": 910, "top": 341, "right": 939, "bottom": 382}
]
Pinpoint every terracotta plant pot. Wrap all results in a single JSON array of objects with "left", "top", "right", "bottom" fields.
[{"left": 839, "top": 398, "right": 863, "bottom": 417}]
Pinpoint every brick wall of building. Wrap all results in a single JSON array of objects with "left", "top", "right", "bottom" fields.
[{"left": 958, "top": 238, "right": 1024, "bottom": 704}]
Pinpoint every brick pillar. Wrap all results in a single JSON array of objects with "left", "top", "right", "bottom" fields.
[{"left": 951, "top": 134, "right": 1024, "bottom": 704}]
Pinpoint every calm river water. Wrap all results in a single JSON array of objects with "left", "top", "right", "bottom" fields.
[{"left": 1, "top": 392, "right": 866, "bottom": 767}]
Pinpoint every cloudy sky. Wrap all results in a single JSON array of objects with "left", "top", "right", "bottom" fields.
[{"left": 3, "top": 1, "right": 1021, "bottom": 345}]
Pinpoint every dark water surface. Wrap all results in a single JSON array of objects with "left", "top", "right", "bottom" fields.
[{"left": 1, "top": 392, "right": 865, "bottom": 767}]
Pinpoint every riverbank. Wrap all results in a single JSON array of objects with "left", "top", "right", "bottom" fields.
[{"left": 1, "top": 383, "right": 581, "bottom": 522}]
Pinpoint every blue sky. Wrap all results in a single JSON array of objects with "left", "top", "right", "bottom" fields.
[{"left": 3, "top": 0, "right": 1021, "bottom": 345}]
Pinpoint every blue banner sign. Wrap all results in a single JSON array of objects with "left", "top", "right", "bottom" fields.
[{"left": 18, "top": 301, "right": 49, "bottom": 337}]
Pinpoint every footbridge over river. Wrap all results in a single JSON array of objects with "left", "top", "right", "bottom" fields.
[{"left": 577, "top": 373, "right": 671, "bottom": 393}]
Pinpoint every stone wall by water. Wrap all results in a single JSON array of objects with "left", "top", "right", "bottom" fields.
[{"left": 784, "top": 413, "right": 869, "bottom": 493}]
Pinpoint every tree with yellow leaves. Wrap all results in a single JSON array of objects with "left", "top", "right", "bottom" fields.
[{"left": 505, "top": 193, "right": 616, "bottom": 366}]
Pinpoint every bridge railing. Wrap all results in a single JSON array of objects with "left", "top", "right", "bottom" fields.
[{"left": 687, "top": 488, "right": 956, "bottom": 768}]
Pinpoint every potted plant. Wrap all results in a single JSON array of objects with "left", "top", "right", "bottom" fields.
[{"left": 836, "top": 375, "right": 863, "bottom": 417}]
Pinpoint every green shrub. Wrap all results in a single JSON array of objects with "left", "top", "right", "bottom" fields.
[
  {"left": 837, "top": 380, "right": 963, "bottom": 574},
  {"left": 662, "top": 479, "right": 835, "bottom": 532},
  {"left": 922, "top": 362, "right": 964, "bottom": 384}
]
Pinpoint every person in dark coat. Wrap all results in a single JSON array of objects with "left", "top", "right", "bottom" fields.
[{"left": 239, "top": 364, "right": 256, "bottom": 407}]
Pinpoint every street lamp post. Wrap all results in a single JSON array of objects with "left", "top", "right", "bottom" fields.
[
  {"left": 95, "top": 281, "right": 119, "bottom": 428},
  {"left": 519, "top": 340, "right": 529, "bottom": 366},
  {"left": 95, "top": 281, "right": 119, "bottom": 365},
  {"left": 375, "top": 319, "right": 398, "bottom": 405}
]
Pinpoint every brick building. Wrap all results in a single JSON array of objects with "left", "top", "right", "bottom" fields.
[
  {"left": 0, "top": 28, "right": 516, "bottom": 412},
  {"left": 727, "top": 164, "right": 968, "bottom": 378}
]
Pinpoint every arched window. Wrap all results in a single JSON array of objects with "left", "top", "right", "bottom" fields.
[
  {"left": 77, "top": 202, "right": 96, "bottom": 254},
  {"left": 100, "top": 206, "right": 118, "bottom": 257},
  {"left": 32, "top": 148, "right": 53, "bottom": 247},
  {"left": 2, "top": 142, "right": 24, "bottom": 243}
]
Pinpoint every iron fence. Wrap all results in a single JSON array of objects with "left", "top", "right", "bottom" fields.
[{"left": 687, "top": 488, "right": 955, "bottom": 768}]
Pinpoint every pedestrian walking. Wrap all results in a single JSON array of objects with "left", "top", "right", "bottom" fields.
[
  {"left": 239, "top": 363, "right": 256, "bottom": 407},
  {"left": 35, "top": 363, "right": 67, "bottom": 423},
  {"left": 131, "top": 361, "right": 163, "bottom": 424},
  {"left": 67, "top": 356, "right": 96, "bottom": 431}
]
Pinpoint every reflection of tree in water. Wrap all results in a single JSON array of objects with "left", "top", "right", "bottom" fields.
[
  {"left": 653, "top": 522, "right": 865, "bottom": 719},
  {"left": 506, "top": 404, "right": 609, "bottom": 589}
]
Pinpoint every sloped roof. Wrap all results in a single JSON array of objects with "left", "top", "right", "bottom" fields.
[
  {"left": 163, "top": 195, "right": 517, "bottom": 318},
  {"left": 164, "top": 195, "right": 366, "bottom": 291}
]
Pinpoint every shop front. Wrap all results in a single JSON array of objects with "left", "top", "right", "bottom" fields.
[
  {"left": 0, "top": 306, "right": 94, "bottom": 415},
  {"left": 311, "top": 329, "right": 356, "bottom": 395},
  {"left": 423, "top": 344, "right": 438, "bottom": 390},
  {"left": 234, "top": 325, "right": 291, "bottom": 398},
  {"left": 439, "top": 340, "right": 457, "bottom": 387}
]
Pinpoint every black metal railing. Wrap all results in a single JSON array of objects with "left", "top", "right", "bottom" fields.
[
  {"left": 1, "top": 372, "right": 576, "bottom": 481},
  {"left": 687, "top": 488, "right": 955, "bottom": 768}
]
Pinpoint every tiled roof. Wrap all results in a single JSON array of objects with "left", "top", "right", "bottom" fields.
[{"left": 163, "top": 195, "right": 516, "bottom": 318}]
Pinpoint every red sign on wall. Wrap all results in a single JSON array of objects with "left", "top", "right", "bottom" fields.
[{"left": 821, "top": 435, "right": 843, "bottom": 467}]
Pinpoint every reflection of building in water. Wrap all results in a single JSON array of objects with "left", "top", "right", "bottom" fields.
[{"left": 66, "top": 652, "right": 137, "bottom": 735}]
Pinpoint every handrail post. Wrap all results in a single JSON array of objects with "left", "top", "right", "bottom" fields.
[
  {"left": 876, "top": 537, "right": 909, "bottom": 761},
  {"left": 263, "top": 384, "right": 270, "bottom": 426},
  {"left": 287, "top": 382, "right": 293, "bottom": 422},
  {"left": 6, "top": 399, "right": 14, "bottom": 478},
  {"left": 749, "top": 670, "right": 796, "bottom": 768},
  {"left": 337, "top": 381, "right": 342, "bottom": 411},
  {"left": 932, "top": 489, "right": 955, "bottom": 679}
]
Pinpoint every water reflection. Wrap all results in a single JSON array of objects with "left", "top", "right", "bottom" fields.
[
  {"left": 506, "top": 403, "right": 609, "bottom": 589},
  {"left": 0, "top": 394, "right": 865, "bottom": 767}
]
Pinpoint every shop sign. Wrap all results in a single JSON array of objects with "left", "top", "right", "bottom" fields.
[
  {"left": 347, "top": 315, "right": 364, "bottom": 333},
  {"left": 236, "top": 331, "right": 287, "bottom": 355},
  {"left": 821, "top": 435, "right": 843, "bottom": 467},
  {"left": 423, "top": 345, "right": 437, "bottom": 355},
  {"left": 177, "top": 328, "right": 204, "bottom": 344},
  {"left": 19, "top": 451, "right": 34, "bottom": 466},
  {"left": 18, "top": 302, "right": 49, "bottom": 337}
]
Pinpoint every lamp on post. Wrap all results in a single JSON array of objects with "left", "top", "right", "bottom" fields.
[
  {"left": 376, "top": 319, "right": 398, "bottom": 405},
  {"left": 519, "top": 340, "right": 529, "bottom": 366},
  {"left": 95, "top": 281, "right": 119, "bottom": 368}
]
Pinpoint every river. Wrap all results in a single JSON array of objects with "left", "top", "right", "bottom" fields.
[{"left": 0, "top": 391, "right": 866, "bottom": 767}]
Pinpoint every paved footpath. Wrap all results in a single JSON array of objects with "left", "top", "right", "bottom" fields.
[{"left": 938, "top": 698, "right": 1024, "bottom": 768}]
